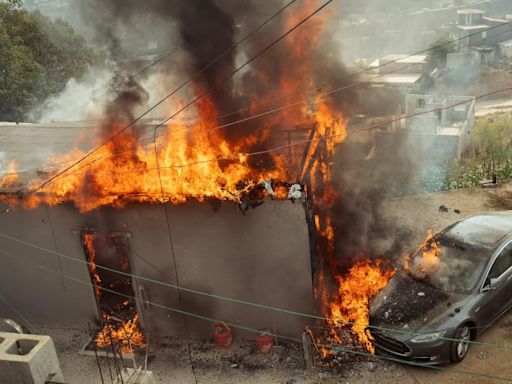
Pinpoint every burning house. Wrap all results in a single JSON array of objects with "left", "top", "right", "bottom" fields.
[
  {"left": 0, "top": 104, "right": 330, "bottom": 346},
  {"left": 0, "top": 2, "right": 405, "bottom": 377}
]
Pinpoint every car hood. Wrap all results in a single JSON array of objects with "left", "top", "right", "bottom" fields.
[{"left": 369, "top": 272, "right": 467, "bottom": 335}]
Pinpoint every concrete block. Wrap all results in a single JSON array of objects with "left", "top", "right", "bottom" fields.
[
  {"left": 0, "top": 332, "right": 64, "bottom": 384},
  {"left": 114, "top": 368, "right": 155, "bottom": 384}
]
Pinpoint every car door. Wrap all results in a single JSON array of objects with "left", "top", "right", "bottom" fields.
[{"left": 474, "top": 241, "right": 512, "bottom": 329}]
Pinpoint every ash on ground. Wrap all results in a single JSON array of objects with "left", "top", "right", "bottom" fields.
[{"left": 310, "top": 325, "right": 375, "bottom": 376}]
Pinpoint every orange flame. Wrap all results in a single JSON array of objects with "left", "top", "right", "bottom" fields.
[
  {"left": 82, "top": 233, "right": 102, "bottom": 298},
  {"left": 1, "top": 91, "right": 348, "bottom": 212},
  {"left": 326, "top": 260, "right": 395, "bottom": 354},
  {"left": 96, "top": 314, "right": 145, "bottom": 354},
  {"left": 0, "top": 161, "right": 19, "bottom": 190},
  {"left": 0, "top": 0, "right": 346, "bottom": 213},
  {"left": 404, "top": 229, "right": 441, "bottom": 280}
]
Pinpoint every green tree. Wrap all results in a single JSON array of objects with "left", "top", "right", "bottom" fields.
[
  {"left": 0, "top": 2, "right": 95, "bottom": 121},
  {"left": 426, "top": 34, "right": 456, "bottom": 71},
  {"left": 0, "top": 20, "right": 43, "bottom": 121}
]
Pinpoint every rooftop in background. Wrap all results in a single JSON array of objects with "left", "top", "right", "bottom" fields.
[
  {"left": 367, "top": 55, "right": 427, "bottom": 82},
  {"left": 361, "top": 73, "right": 424, "bottom": 85},
  {"left": 369, "top": 55, "right": 427, "bottom": 67},
  {"left": 457, "top": 24, "right": 490, "bottom": 30},
  {"left": 471, "top": 45, "right": 497, "bottom": 51},
  {"left": 483, "top": 16, "right": 509, "bottom": 23},
  {"left": 457, "top": 9, "right": 485, "bottom": 15},
  {"left": 499, "top": 38, "right": 512, "bottom": 47}
]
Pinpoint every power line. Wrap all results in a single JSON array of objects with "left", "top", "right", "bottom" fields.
[
  {"left": 47, "top": 85, "right": 512, "bottom": 178},
  {"left": 110, "top": 20, "right": 512, "bottom": 146},
  {"left": 1, "top": 248, "right": 512, "bottom": 383},
  {"left": 29, "top": 0, "right": 299, "bottom": 194},
  {"left": 3, "top": 18, "right": 511, "bottom": 178},
  {"left": 9, "top": 43, "right": 506, "bottom": 184},
  {"left": 0, "top": 5, "right": 504, "bottom": 364},
  {"left": 0, "top": 230, "right": 510, "bottom": 349},
  {"left": 148, "top": 0, "right": 336, "bottom": 137},
  {"left": 0, "top": 6, "right": 510, "bottom": 356},
  {"left": 52, "top": 47, "right": 184, "bottom": 129},
  {"left": 2, "top": 78, "right": 512, "bottom": 347},
  {"left": 113, "top": 7, "right": 300, "bottom": 380},
  {"left": 86, "top": 16, "right": 512, "bottom": 144}
]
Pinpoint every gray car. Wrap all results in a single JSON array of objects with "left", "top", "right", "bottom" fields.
[{"left": 366, "top": 211, "right": 512, "bottom": 365}]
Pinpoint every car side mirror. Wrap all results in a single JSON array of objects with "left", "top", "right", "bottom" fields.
[{"left": 482, "top": 278, "right": 498, "bottom": 293}]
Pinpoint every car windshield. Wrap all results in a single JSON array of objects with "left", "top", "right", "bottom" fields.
[{"left": 412, "top": 235, "right": 489, "bottom": 292}]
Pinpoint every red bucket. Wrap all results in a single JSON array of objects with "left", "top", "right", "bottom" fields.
[
  {"left": 256, "top": 330, "right": 274, "bottom": 354},
  {"left": 213, "top": 323, "right": 233, "bottom": 348}
]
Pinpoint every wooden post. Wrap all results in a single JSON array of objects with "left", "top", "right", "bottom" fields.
[
  {"left": 296, "top": 125, "right": 317, "bottom": 183},
  {"left": 302, "top": 331, "right": 314, "bottom": 371}
]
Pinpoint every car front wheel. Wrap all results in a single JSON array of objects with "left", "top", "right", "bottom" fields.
[{"left": 449, "top": 325, "right": 471, "bottom": 362}]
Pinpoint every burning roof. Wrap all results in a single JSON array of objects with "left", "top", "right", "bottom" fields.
[
  {"left": 0, "top": 2, "right": 348, "bottom": 213},
  {"left": 0, "top": 0, "right": 398, "bottom": 362}
]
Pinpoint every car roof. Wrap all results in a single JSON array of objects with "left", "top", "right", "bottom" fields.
[{"left": 442, "top": 211, "right": 512, "bottom": 250}]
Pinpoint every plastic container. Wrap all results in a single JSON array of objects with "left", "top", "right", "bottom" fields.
[
  {"left": 256, "top": 329, "right": 274, "bottom": 354},
  {"left": 213, "top": 323, "right": 233, "bottom": 348}
]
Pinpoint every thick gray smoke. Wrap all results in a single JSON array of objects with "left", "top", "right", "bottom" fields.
[
  {"left": 34, "top": 69, "right": 113, "bottom": 123},
  {"left": 78, "top": 0, "right": 357, "bottom": 165},
  {"left": 76, "top": 0, "right": 408, "bottom": 269},
  {"left": 102, "top": 73, "right": 149, "bottom": 138},
  {"left": 330, "top": 139, "right": 413, "bottom": 270}
]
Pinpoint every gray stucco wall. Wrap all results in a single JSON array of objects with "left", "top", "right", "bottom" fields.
[
  {"left": 376, "top": 131, "right": 460, "bottom": 166},
  {"left": 0, "top": 200, "right": 314, "bottom": 339}
]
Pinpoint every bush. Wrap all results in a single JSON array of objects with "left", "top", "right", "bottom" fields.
[
  {"left": 414, "top": 113, "right": 512, "bottom": 193},
  {"left": 0, "top": 0, "right": 95, "bottom": 121}
]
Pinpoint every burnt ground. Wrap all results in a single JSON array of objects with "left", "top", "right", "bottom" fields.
[{"left": 23, "top": 183, "right": 512, "bottom": 383}]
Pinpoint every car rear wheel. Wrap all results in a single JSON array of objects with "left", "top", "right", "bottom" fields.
[{"left": 449, "top": 325, "right": 471, "bottom": 363}]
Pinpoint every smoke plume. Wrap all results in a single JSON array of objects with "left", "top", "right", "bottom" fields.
[{"left": 76, "top": 0, "right": 408, "bottom": 267}]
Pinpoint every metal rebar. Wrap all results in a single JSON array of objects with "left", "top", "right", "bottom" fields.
[
  {"left": 115, "top": 328, "right": 127, "bottom": 373},
  {"left": 88, "top": 322, "right": 105, "bottom": 384},
  {"left": 97, "top": 321, "right": 114, "bottom": 384},
  {"left": 120, "top": 321, "right": 137, "bottom": 370},
  {"left": 108, "top": 327, "right": 124, "bottom": 384},
  {"left": 105, "top": 348, "right": 114, "bottom": 384}
]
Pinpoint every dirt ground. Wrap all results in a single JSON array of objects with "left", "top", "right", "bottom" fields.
[{"left": 33, "top": 184, "right": 512, "bottom": 383}]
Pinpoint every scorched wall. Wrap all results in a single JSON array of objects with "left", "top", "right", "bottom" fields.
[{"left": 0, "top": 200, "right": 314, "bottom": 339}]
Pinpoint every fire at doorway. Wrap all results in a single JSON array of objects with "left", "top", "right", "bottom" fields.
[{"left": 80, "top": 232, "right": 145, "bottom": 354}]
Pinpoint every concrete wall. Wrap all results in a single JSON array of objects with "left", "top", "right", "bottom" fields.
[
  {"left": 0, "top": 200, "right": 314, "bottom": 339},
  {"left": 499, "top": 41, "right": 512, "bottom": 58},
  {"left": 375, "top": 131, "right": 460, "bottom": 166}
]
